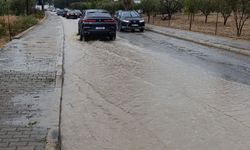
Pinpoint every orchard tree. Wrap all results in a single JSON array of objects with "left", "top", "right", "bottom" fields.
[
  {"left": 220, "top": 0, "right": 232, "bottom": 26},
  {"left": 229, "top": 0, "right": 250, "bottom": 36},
  {"left": 199, "top": 0, "right": 213, "bottom": 23},
  {"left": 123, "top": 0, "right": 133, "bottom": 10},
  {"left": 213, "top": 0, "right": 220, "bottom": 35},
  {"left": 140, "top": 0, "right": 159, "bottom": 23},
  {"left": 160, "top": 0, "right": 183, "bottom": 26},
  {"left": 184, "top": 0, "right": 199, "bottom": 30}
]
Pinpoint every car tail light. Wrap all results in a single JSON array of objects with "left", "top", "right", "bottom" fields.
[
  {"left": 104, "top": 19, "right": 115, "bottom": 23},
  {"left": 83, "top": 19, "right": 96, "bottom": 22}
]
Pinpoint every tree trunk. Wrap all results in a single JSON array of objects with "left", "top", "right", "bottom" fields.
[
  {"left": 26, "top": 0, "right": 29, "bottom": 15},
  {"left": 168, "top": 14, "right": 172, "bottom": 27},
  {"left": 189, "top": 13, "right": 193, "bottom": 31},
  {"left": 215, "top": 12, "right": 219, "bottom": 35},
  {"left": 41, "top": 0, "right": 44, "bottom": 11},
  {"left": 147, "top": 14, "right": 150, "bottom": 23},
  {"left": 223, "top": 17, "right": 228, "bottom": 26},
  {"left": 205, "top": 15, "right": 208, "bottom": 23}
]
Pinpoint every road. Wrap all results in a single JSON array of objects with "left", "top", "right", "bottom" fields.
[{"left": 60, "top": 14, "right": 250, "bottom": 150}]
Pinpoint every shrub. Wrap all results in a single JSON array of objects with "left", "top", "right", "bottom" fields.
[
  {"left": 0, "top": 24, "right": 6, "bottom": 37},
  {"left": 12, "top": 16, "right": 38, "bottom": 35},
  {"left": 32, "top": 10, "right": 45, "bottom": 19}
]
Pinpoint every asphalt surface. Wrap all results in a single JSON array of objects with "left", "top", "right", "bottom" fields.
[{"left": 60, "top": 14, "right": 250, "bottom": 150}]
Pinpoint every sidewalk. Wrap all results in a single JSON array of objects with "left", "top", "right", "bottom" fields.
[
  {"left": 145, "top": 24, "right": 250, "bottom": 56},
  {"left": 0, "top": 13, "right": 63, "bottom": 150}
]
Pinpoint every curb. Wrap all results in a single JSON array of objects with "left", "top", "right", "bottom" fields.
[
  {"left": 145, "top": 26, "right": 250, "bottom": 57},
  {"left": 13, "top": 12, "right": 48, "bottom": 39},
  {"left": 45, "top": 13, "right": 65, "bottom": 150}
]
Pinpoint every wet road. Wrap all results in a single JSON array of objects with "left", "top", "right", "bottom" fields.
[{"left": 60, "top": 15, "right": 250, "bottom": 150}]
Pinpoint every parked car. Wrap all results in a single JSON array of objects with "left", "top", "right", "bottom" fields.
[
  {"left": 78, "top": 9, "right": 116, "bottom": 41},
  {"left": 66, "top": 10, "right": 78, "bottom": 19},
  {"left": 74, "top": 10, "right": 82, "bottom": 18},
  {"left": 56, "top": 9, "right": 64, "bottom": 16},
  {"left": 115, "top": 10, "right": 145, "bottom": 32},
  {"left": 62, "top": 9, "right": 70, "bottom": 17}
]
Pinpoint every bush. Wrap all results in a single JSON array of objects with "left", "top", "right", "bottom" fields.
[
  {"left": 0, "top": 24, "right": 6, "bottom": 37},
  {"left": 32, "top": 10, "right": 45, "bottom": 19},
  {"left": 12, "top": 16, "right": 38, "bottom": 35}
]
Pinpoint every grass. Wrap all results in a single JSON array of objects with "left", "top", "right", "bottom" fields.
[
  {"left": 0, "top": 12, "right": 44, "bottom": 48},
  {"left": 147, "top": 13, "right": 250, "bottom": 41}
]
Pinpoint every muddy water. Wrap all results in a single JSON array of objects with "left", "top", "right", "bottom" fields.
[{"left": 61, "top": 17, "right": 250, "bottom": 150}]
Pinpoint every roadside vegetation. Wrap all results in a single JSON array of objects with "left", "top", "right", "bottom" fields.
[
  {"left": 0, "top": 0, "right": 44, "bottom": 47},
  {"left": 54, "top": 0, "right": 249, "bottom": 40}
]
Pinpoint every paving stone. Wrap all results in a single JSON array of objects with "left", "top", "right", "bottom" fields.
[
  {"left": 0, "top": 142, "right": 9, "bottom": 148},
  {"left": 17, "top": 146, "right": 35, "bottom": 150},
  {"left": 0, "top": 13, "right": 62, "bottom": 150}
]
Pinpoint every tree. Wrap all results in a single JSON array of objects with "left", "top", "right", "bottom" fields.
[
  {"left": 141, "top": 0, "right": 159, "bottom": 23},
  {"left": 229, "top": 0, "right": 250, "bottom": 36},
  {"left": 123, "top": 0, "right": 133, "bottom": 10},
  {"left": 212, "top": 0, "right": 220, "bottom": 35},
  {"left": 199, "top": 0, "right": 213, "bottom": 23},
  {"left": 184, "top": 0, "right": 199, "bottom": 30},
  {"left": 220, "top": 0, "right": 231, "bottom": 26},
  {"left": 160, "top": 0, "right": 183, "bottom": 26}
]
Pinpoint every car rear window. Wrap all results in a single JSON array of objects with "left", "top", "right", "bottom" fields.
[
  {"left": 87, "top": 12, "right": 111, "bottom": 18},
  {"left": 121, "top": 11, "right": 139, "bottom": 18}
]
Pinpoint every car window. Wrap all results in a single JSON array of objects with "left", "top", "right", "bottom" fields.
[
  {"left": 87, "top": 12, "right": 111, "bottom": 18},
  {"left": 121, "top": 11, "right": 139, "bottom": 18}
]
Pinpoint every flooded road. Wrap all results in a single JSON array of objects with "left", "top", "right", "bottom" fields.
[{"left": 61, "top": 16, "right": 250, "bottom": 150}]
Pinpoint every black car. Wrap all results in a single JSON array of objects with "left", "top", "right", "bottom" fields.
[
  {"left": 115, "top": 10, "right": 145, "bottom": 32},
  {"left": 66, "top": 10, "right": 78, "bottom": 19},
  {"left": 78, "top": 9, "right": 116, "bottom": 41}
]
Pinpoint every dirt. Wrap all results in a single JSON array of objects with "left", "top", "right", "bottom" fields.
[{"left": 147, "top": 13, "right": 250, "bottom": 41}]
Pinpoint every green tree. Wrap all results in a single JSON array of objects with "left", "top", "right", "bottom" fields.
[
  {"left": 219, "top": 0, "right": 231, "bottom": 26},
  {"left": 228, "top": 0, "right": 250, "bottom": 36},
  {"left": 123, "top": 0, "right": 133, "bottom": 10},
  {"left": 141, "top": 0, "right": 159, "bottom": 23},
  {"left": 184, "top": 0, "right": 199, "bottom": 30},
  {"left": 160, "top": 0, "right": 183, "bottom": 26},
  {"left": 199, "top": 0, "right": 213, "bottom": 23}
]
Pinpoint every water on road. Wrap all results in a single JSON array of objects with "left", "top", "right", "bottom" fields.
[{"left": 60, "top": 15, "right": 250, "bottom": 150}]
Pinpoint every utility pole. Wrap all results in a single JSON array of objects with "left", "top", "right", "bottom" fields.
[{"left": 42, "top": 0, "right": 44, "bottom": 11}]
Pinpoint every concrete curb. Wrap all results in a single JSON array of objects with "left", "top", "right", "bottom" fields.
[
  {"left": 13, "top": 12, "right": 48, "bottom": 39},
  {"left": 45, "top": 13, "right": 64, "bottom": 150},
  {"left": 145, "top": 26, "right": 250, "bottom": 57}
]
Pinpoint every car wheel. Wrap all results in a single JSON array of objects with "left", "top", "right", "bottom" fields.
[
  {"left": 118, "top": 24, "right": 123, "bottom": 32},
  {"left": 80, "top": 33, "right": 83, "bottom": 41},
  {"left": 140, "top": 28, "right": 144, "bottom": 32},
  {"left": 110, "top": 34, "right": 116, "bottom": 41},
  {"left": 77, "top": 28, "right": 80, "bottom": 35},
  {"left": 84, "top": 35, "right": 89, "bottom": 42}
]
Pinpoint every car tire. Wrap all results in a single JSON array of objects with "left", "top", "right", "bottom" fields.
[
  {"left": 140, "top": 28, "right": 144, "bottom": 32},
  {"left": 84, "top": 35, "right": 89, "bottom": 42},
  {"left": 77, "top": 28, "right": 80, "bottom": 36},
  {"left": 118, "top": 24, "right": 123, "bottom": 32},
  {"left": 80, "top": 33, "right": 83, "bottom": 41},
  {"left": 110, "top": 34, "right": 116, "bottom": 41}
]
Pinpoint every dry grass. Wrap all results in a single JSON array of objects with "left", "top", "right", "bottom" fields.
[
  {"left": 0, "top": 15, "right": 18, "bottom": 48},
  {"left": 147, "top": 13, "right": 250, "bottom": 41},
  {"left": 0, "top": 15, "right": 40, "bottom": 48}
]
